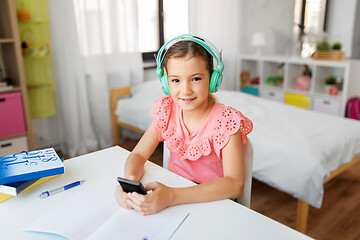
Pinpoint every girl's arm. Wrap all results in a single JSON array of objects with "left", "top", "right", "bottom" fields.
[
  {"left": 124, "top": 120, "right": 160, "bottom": 181},
  {"left": 115, "top": 120, "right": 160, "bottom": 208},
  {"left": 127, "top": 130, "right": 244, "bottom": 215}
]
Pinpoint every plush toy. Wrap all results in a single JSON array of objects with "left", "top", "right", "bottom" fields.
[
  {"left": 240, "top": 71, "right": 250, "bottom": 88},
  {"left": 295, "top": 76, "right": 311, "bottom": 91},
  {"left": 17, "top": 8, "right": 31, "bottom": 21}
]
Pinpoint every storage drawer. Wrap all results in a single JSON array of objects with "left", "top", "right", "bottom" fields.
[
  {"left": 240, "top": 86, "right": 259, "bottom": 96},
  {"left": 0, "top": 92, "right": 26, "bottom": 138},
  {"left": 0, "top": 136, "right": 29, "bottom": 156},
  {"left": 313, "top": 97, "right": 341, "bottom": 116},
  {"left": 260, "top": 88, "right": 284, "bottom": 102},
  {"left": 285, "top": 92, "right": 311, "bottom": 109}
]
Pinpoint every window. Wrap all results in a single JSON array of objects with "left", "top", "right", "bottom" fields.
[
  {"left": 294, "top": 0, "right": 328, "bottom": 57},
  {"left": 137, "top": 0, "right": 189, "bottom": 62},
  {"left": 294, "top": 0, "right": 328, "bottom": 35}
]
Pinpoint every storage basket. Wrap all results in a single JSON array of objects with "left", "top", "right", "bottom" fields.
[{"left": 312, "top": 51, "right": 345, "bottom": 61}]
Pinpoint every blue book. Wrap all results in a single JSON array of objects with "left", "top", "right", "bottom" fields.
[
  {"left": 0, "top": 178, "right": 39, "bottom": 196},
  {"left": 0, "top": 148, "right": 64, "bottom": 185}
]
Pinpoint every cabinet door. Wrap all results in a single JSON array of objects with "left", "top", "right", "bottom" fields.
[
  {"left": 313, "top": 97, "right": 341, "bottom": 116},
  {"left": 0, "top": 92, "right": 26, "bottom": 138},
  {"left": 260, "top": 88, "right": 284, "bottom": 102},
  {"left": 0, "top": 136, "right": 29, "bottom": 156}
]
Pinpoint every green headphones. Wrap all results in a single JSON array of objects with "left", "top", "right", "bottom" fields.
[{"left": 156, "top": 34, "right": 224, "bottom": 95}]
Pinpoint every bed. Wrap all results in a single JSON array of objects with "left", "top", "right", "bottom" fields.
[{"left": 110, "top": 80, "right": 360, "bottom": 233}]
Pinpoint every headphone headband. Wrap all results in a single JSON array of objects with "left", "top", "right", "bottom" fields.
[{"left": 156, "top": 34, "right": 223, "bottom": 77}]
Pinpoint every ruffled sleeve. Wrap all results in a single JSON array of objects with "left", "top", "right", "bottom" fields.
[
  {"left": 212, "top": 106, "right": 253, "bottom": 158},
  {"left": 150, "top": 95, "right": 173, "bottom": 141}
]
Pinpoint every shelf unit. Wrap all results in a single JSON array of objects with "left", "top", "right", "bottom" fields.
[
  {"left": 0, "top": 0, "right": 34, "bottom": 155},
  {"left": 237, "top": 54, "right": 360, "bottom": 117}
]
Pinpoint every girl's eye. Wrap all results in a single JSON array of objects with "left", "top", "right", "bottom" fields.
[
  {"left": 193, "top": 77, "right": 201, "bottom": 81},
  {"left": 171, "top": 79, "right": 179, "bottom": 83}
]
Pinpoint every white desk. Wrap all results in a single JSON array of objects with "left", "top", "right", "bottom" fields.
[{"left": 0, "top": 146, "right": 312, "bottom": 240}]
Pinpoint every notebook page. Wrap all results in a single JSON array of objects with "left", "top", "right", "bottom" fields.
[{"left": 24, "top": 191, "right": 189, "bottom": 240}]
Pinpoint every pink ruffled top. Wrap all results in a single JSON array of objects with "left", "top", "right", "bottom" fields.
[{"left": 151, "top": 96, "right": 253, "bottom": 183}]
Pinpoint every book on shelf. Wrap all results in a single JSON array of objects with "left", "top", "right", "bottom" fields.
[
  {"left": 0, "top": 85, "right": 14, "bottom": 91},
  {"left": 0, "top": 148, "right": 64, "bottom": 185},
  {"left": 0, "top": 177, "right": 39, "bottom": 196},
  {"left": 0, "top": 174, "right": 60, "bottom": 203}
]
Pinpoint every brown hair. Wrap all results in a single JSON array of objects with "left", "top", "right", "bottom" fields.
[{"left": 163, "top": 40, "right": 214, "bottom": 76}]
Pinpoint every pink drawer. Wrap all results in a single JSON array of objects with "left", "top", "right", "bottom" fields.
[{"left": 0, "top": 92, "right": 26, "bottom": 138}]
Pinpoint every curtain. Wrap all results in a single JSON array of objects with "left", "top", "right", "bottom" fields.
[{"left": 48, "top": 0, "right": 143, "bottom": 157}]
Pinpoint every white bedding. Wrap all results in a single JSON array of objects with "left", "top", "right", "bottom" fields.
[{"left": 116, "top": 80, "right": 360, "bottom": 208}]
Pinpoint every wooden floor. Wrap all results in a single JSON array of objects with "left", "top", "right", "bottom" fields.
[{"left": 119, "top": 139, "right": 360, "bottom": 240}]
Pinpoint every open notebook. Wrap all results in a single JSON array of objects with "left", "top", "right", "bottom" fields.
[{"left": 24, "top": 191, "right": 189, "bottom": 240}]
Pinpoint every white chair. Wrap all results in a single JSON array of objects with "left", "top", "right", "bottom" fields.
[
  {"left": 236, "top": 139, "right": 253, "bottom": 208},
  {"left": 163, "top": 139, "right": 253, "bottom": 208}
]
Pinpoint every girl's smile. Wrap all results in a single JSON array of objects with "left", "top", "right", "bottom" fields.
[{"left": 179, "top": 97, "right": 196, "bottom": 104}]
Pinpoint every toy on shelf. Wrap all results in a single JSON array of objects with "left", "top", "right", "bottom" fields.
[
  {"left": 266, "top": 63, "right": 284, "bottom": 87},
  {"left": 240, "top": 70, "right": 259, "bottom": 96},
  {"left": 295, "top": 65, "right": 312, "bottom": 91},
  {"left": 266, "top": 76, "right": 283, "bottom": 87},
  {"left": 240, "top": 71, "right": 250, "bottom": 88},
  {"left": 250, "top": 76, "right": 259, "bottom": 85}
]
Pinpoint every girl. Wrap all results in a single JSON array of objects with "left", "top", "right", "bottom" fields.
[{"left": 115, "top": 34, "right": 253, "bottom": 215}]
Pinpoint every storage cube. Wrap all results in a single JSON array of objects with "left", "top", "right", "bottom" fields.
[
  {"left": 0, "top": 136, "right": 29, "bottom": 156},
  {"left": 285, "top": 93, "right": 311, "bottom": 109},
  {"left": 0, "top": 92, "right": 26, "bottom": 138}
]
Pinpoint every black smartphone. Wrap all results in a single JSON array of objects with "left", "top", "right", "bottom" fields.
[{"left": 117, "top": 177, "right": 147, "bottom": 195}]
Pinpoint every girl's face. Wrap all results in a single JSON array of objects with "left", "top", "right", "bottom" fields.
[{"left": 166, "top": 56, "right": 211, "bottom": 113}]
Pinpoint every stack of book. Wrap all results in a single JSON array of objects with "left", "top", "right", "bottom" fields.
[
  {"left": 0, "top": 80, "right": 13, "bottom": 91},
  {"left": 0, "top": 148, "right": 65, "bottom": 203}
]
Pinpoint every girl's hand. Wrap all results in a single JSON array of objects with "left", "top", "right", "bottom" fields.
[
  {"left": 127, "top": 182, "right": 174, "bottom": 215},
  {"left": 115, "top": 185, "right": 133, "bottom": 209},
  {"left": 114, "top": 175, "right": 137, "bottom": 210}
]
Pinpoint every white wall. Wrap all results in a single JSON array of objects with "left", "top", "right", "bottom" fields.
[
  {"left": 326, "top": 0, "right": 358, "bottom": 58},
  {"left": 189, "top": 0, "right": 241, "bottom": 90},
  {"left": 239, "top": 0, "right": 295, "bottom": 56},
  {"left": 352, "top": 2, "right": 360, "bottom": 58}
]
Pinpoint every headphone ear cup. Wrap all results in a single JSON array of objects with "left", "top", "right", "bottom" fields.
[
  {"left": 160, "top": 74, "right": 170, "bottom": 95},
  {"left": 209, "top": 71, "right": 220, "bottom": 93}
]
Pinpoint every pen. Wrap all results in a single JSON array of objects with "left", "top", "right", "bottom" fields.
[{"left": 39, "top": 180, "right": 85, "bottom": 199}]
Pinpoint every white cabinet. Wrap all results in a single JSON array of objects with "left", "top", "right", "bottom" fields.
[{"left": 237, "top": 54, "right": 360, "bottom": 117}]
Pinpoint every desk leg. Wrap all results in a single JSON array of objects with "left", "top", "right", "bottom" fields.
[{"left": 296, "top": 200, "right": 309, "bottom": 233}]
